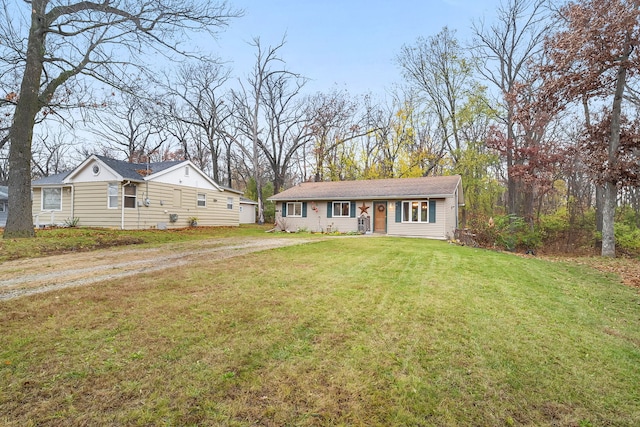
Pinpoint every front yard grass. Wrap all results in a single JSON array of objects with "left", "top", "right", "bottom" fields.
[
  {"left": 0, "top": 224, "right": 280, "bottom": 262},
  {"left": 1, "top": 236, "right": 639, "bottom": 426}
]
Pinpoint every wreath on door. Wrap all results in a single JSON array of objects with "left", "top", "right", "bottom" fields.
[{"left": 377, "top": 205, "right": 385, "bottom": 212}]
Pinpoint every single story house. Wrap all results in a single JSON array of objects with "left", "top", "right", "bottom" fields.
[
  {"left": 239, "top": 197, "right": 258, "bottom": 224},
  {"left": 0, "top": 185, "right": 8, "bottom": 227},
  {"left": 31, "top": 154, "right": 242, "bottom": 230},
  {"left": 268, "top": 175, "right": 464, "bottom": 240}
]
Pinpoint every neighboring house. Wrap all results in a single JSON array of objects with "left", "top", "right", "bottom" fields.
[
  {"left": 239, "top": 197, "right": 258, "bottom": 224},
  {"left": 269, "top": 175, "right": 464, "bottom": 240},
  {"left": 31, "top": 155, "right": 242, "bottom": 230},
  {"left": 0, "top": 185, "right": 8, "bottom": 228}
]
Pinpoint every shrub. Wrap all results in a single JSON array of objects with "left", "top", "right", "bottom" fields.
[
  {"left": 615, "top": 222, "right": 640, "bottom": 256},
  {"left": 472, "top": 214, "right": 542, "bottom": 252},
  {"left": 64, "top": 217, "right": 80, "bottom": 227}
]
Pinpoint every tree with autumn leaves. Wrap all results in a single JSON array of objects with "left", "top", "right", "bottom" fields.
[{"left": 540, "top": 0, "right": 640, "bottom": 257}]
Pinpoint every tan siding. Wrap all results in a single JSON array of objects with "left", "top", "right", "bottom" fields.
[
  {"left": 386, "top": 200, "right": 448, "bottom": 239},
  {"left": 120, "top": 184, "right": 239, "bottom": 229},
  {"left": 173, "top": 189, "right": 182, "bottom": 208},
  {"left": 275, "top": 198, "right": 455, "bottom": 239},
  {"left": 277, "top": 201, "right": 366, "bottom": 233},
  {"left": 34, "top": 181, "right": 240, "bottom": 230},
  {"left": 32, "top": 186, "right": 73, "bottom": 227},
  {"left": 73, "top": 182, "right": 122, "bottom": 228},
  {"left": 443, "top": 196, "right": 457, "bottom": 239}
]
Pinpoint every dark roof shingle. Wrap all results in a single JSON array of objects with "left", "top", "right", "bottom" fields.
[
  {"left": 31, "top": 171, "right": 73, "bottom": 186},
  {"left": 95, "top": 155, "right": 182, "bottom": 181},
  {"left": 269, "top": 175, "right": 462, "bottom": 201}
]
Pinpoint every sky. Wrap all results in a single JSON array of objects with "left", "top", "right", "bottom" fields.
[{"left": 210, "top": 0, "right": 503, "bottom": 97}]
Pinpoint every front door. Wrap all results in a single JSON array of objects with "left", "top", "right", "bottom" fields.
[{"left": 373, "top": 202, "right": 387, "bottom": 233}]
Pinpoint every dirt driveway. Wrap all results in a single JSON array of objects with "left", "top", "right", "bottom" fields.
[{"left": 0, "top": 237, "right": 315, "bottom": 301}]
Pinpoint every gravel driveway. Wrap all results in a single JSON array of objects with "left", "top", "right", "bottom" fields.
[{"left": 0, "top": 237, "right": 314, "bottom": 301}]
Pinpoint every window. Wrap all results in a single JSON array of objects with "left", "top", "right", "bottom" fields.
[
  {"left": 42, "top": 187, "right": 62, "bottom": 210},
  {"left": 0, "top": 201, "right": 5, "bottom": 212},
  {"left": 401, "top": 200, "right": 433, "bottom": 223},
  {"left": 227, "top": 197, "right": 233, "bottom": 210},
  {"left": 286, "top": 202, "right": 302, "bottom": 217},
  {"left": 185, "top": 166, "right": 190, "bottom": 176},
  {"left": 197, "top": 193, "right": 206, "bottom": 207},
  {"left": 108, "top": 183, "right": 118, "bottom": 208},
  {"left": 124, "top": 184, "right": 137, "bottom": 208},
  {"left": 332, "top": 201, "right": 350, "bottom": 217}
]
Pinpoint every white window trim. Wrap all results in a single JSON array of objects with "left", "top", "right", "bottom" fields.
[
  {"left": 286, "top": 202, "right": 302, "bottom": 217},
  {"left": 123, "top": 184, "right": 137, "bottom": 209},
  {"left": 197, "top": 193, "right": 207, "bottom": 207},
  {"left": 332, "top": 201, "right": 350, "bottom": 217},
  {"left": 107, "top": 183, "right": 118, "bottom": 209},
  {"left": 402, "top": 200, "right": 430, "bottom": 223},
  {"left": 226, "top": 197, "right": 234, "bottom": 210},
  {"left": 42, "top": 187, "right": 62, "bottom": 211}
]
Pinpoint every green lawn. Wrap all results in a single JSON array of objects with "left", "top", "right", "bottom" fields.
[
  {"left": 0, "top": 224, "right": 280, "bottom": 261},
  {"left": 1, "top": 236, "right": 639, "bottom": 426}
]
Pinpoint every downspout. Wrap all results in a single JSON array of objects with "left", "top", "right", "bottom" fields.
[
  {"left": 121, "top": 181, "right": 129, "bottom": 230},
  {"left": 70, "top": 185, "right": 74, "bottom": 221}
]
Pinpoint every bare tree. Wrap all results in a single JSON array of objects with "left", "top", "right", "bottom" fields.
[
  {"left": 471, "top": 0, "right": 552, "bottom": 217},
  {"left": 260, "top": 68, "right": 312, "bottom": 193},
  {"left": 1, "top": 0, "right": 240, "bottom": 237},
  {"left": 397, "top": 27, "right": 473, "bottom": 163},
  {"left": 305, "top": 89, "right": 368, "bottom": 181},
  {"left": 87, "top": 91, "right": 168, "bottom": 162},
  {"left": 160, "top": 60, "right": 232, "bottom": 183},
  {"left": 31, "top": 127, "right": 75, "bottom": 178},
  {"left": 230, "top": 37, "right": 296, "bottom": 224}
]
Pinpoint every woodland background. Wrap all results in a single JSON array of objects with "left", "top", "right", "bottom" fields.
[{"left": 1, "top": 0, "right": 639, "bottom": 256}]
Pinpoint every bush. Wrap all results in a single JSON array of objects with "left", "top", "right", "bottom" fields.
[
  {"left": 472, "top": 214, "right": 541, "bottom": 252},
  {"left": 615, "top": 222, "right": 640, "bottom": 256}
]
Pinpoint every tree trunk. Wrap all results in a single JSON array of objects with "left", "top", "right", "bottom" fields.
[
  {"left": 601, "top": 60, "right": 628, "bottom": 257},
  {"left": 506, "top": 110, "right": 518, "bottom": 217},
  {"left": 256, "top": 183, "right": 264, "bottom": 225},
  {"left": 595, "top": 184, "right": 605, "bottom": 232},
  {"left": 4, "top": 3, "right": 47, "bottom": 238},
  {"left": 601, "top": 181, "right": 617, "bottom": 257},
  {"left": 226, "top": 143, "right": 232, "bottom": 188}
]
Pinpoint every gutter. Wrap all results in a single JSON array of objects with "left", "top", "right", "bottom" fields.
[{"left": 268, "top": 194, "right": 457, "bottom": 202}]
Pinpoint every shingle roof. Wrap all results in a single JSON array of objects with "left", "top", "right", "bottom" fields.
[
  {"left": 31, "top": 171, "right": 73, "bottom": 186},
  {"left": 95, "top": 155, "right": 182, "bottom": 181},
  {"left": 240, "top": 197, "right": 258, "bottom": 204},
  {"left": 269, "top": 175, "right": 462, "bottom": 201},
  {"left": 31, "top": 156, "right": 184, "bottom": 186}
]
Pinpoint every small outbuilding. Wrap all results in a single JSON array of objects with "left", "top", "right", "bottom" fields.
[
  {"left": 268, "top": 175, "right": 464, "bottom": 240},
  {"left": 239, "top": 197, "right": 258, "bottom": 224}
]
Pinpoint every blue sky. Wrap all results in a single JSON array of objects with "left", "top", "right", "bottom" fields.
[{"left": 212, "top": 0, "right": 502, "bottom": 96}]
